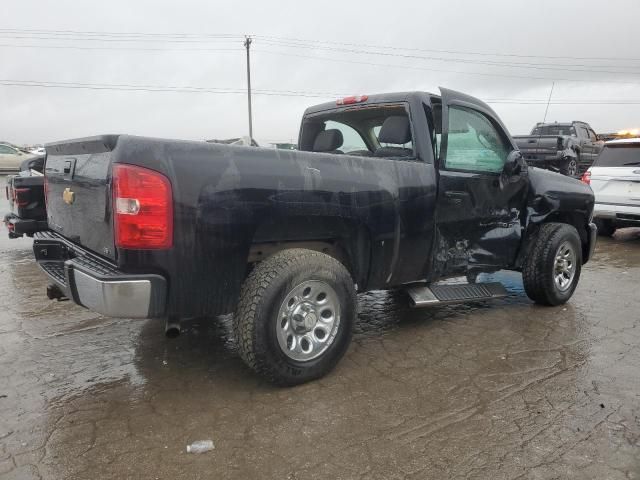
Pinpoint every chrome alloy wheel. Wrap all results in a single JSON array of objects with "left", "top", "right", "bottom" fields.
[
  {"left": 567, "top": 159, "right": 578, "bottom": 176},
  {"left": 276, "top": 280, "right": 341, "bottom": 362},
  {"left": 554, "top": 241, "right": 576, "bottom": 291}
]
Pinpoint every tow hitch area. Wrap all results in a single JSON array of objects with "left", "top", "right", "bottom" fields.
[
  {"left": 406, "top": 282, "right": 508, "bottom": 307},
  {"left": 46, "top": 284, "right": 68, "bottom": 301}
]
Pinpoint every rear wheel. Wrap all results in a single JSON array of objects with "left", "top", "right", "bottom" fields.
[
  {"left": 594, "top": 219, "right": 616, "bottom": 237},
  {"left": 522, "top": 223, "right": 582, "bottom": 306},
  {"left": 233, "top": 249, "right": 356, "bottom": 386}
]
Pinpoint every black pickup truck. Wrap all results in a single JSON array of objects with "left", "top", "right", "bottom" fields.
[
  {"left": 514, "top": 121, "right": 603, "bottom": 176},
  {"left": 3, "top": 156, "right": 47, "bottom": 238},
  {"left": 6, "top": 89, "right": 597, "bottom": 385}
]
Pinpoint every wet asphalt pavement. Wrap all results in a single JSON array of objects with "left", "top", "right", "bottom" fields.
[{"left": 0, "top": 187, "right": 639, "bottom": 479}]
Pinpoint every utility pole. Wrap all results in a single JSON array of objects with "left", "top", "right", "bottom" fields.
[{"left": 244, "top": 35, "right": 253, "bottom": 141}]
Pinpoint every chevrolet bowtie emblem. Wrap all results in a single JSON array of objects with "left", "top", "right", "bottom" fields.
[{"left": 63, "top": 187, "right": 75, "bottom": 205}]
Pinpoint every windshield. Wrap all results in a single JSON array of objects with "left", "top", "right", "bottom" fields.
[
  {"left": 594, "top": 144, "right": 640, "bottom": 167},
  {"left": 531, "top": 125, "right": 576, "bottom": 136}
]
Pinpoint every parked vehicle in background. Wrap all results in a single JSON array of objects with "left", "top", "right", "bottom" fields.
[
  {"left": 29, "top": 146, "right": 46, "bottom": 155},
  {"left": 0, "top": 143, "right": 39, "bottom": 174},
  {"left": 271, "top": 142, "right": 297, "bottom": 150},
  {"left": 6, "top": 89, "right": 597, "bottom": 385},
  {"left": 3, "top": 155, "right": 46, "bottom": 238},
  {"left": 514, "top": 121, "right": 603, "bottom": 176},
  {"left": 582, "top": 138, "right": 640, "bottom": 236}
]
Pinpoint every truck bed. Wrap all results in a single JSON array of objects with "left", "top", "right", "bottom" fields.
[
  {"left": 43, "top": 134, "right": 436, "bottom": 317},
  {"left": 513, "top": 134, "right": 564, "bottom": 162}
]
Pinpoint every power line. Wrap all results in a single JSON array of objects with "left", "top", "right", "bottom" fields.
[
  {"left": 0, "top": 28, "right": 240, "bottom": 39},
  {"left": 257, "top": 39, "right": 640, "bottom": 76},
  {"left": 254, "top": 34, "right": 640, "bottom": 63},
  {"left": 3, "top": 38, "right": 637, "bottom": 84},
  {"left": 2, "top": 79, "right": 640, "bottom": 105},
  {"left": 254, "top": 48, "right": 640, "bottom": 85},
  {"left": 4, "top": 31, "right": 638, "bottom": 73},
  {"left": 3, "top": 28, "right": 640, "bottom": 63},
  {"left": 0, "top": 34, "right": 244, "bottom": 44},
  {"left": 0, "top": 43, "right": 245, "bottom": 52},
  {"left": 6, "top": 39, "right": 639, "bottom": 83},
  {"left": 0, "top": 79, "right": 347, "bottom": 97}
]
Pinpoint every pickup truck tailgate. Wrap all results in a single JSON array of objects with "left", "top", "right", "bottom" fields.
[
  {"left": 45, "top": 136, "right": 119, "bottom": 260},
  {"left": 513, "top": 135, "right": 563, "bottom": 160}
]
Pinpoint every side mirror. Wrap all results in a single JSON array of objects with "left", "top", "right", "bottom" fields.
[{"left": 503, "top": 150, "right": 524, "bottom": 177}]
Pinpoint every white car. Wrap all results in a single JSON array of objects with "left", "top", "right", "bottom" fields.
[
  {"left": 0, "top": 143, "right": 35, "bottom": 174},
  {"left": 583, "top": 138, "right": 640, "bottom": 236}
]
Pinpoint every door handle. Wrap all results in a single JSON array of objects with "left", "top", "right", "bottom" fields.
[
  {"left": 444, "top": 191, "right": 469, "bottom": 198},
  {"left": 444, "top": 191, "right": 469, "bottom": 205}
]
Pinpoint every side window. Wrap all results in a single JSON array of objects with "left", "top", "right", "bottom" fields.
[
  {"left": 579, "top": 127, "right": 589, "bottom": 139},
  {"left": 0, "top": 145, "right": 17, "bottom": 154},
  {"left": 325, "top": 120, "right": 368, "bottom": 154},
  {"left": 588, "top": 129, "right": 598, "bottom": 141},
  {"left": 445, "top": 106, "right": 510, "bottom": 173}
]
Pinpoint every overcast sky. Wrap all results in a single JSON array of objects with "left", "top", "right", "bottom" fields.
[{"left": 3, "top": 0, "right": 640, "bottom": 145}]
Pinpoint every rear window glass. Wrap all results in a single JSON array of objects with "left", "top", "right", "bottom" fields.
[
  {"left": 594, "top": 145, "right": 640, "bottom": 167},
  {"left": 299, "top": 104, "right": 414, "bottom": 158},
  {"left": 531, "top": 125, "right": 576, "bottom": 136}
]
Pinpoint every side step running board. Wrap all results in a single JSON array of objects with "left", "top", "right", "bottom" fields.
[{"left": 406, "top": 282, "right": 508, "bottom": 307}]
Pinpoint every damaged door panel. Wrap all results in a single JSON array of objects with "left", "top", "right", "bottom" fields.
[{"left": 434, "top": 88, "right": 528, "bottom": 278}]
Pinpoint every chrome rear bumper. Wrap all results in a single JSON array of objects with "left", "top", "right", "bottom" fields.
[{"left": 33, "top": 231, "right": 166, "bottom": 318}]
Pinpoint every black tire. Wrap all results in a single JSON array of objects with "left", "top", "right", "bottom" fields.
[
  {"left": 522, "top": 223, "right": 582, "bottom": 306},
  {"left": 594, "top": 219, "right": 616, "bottom": 237},
  {"left": 465, "top": 271, "right": 478, "bottom": 284},
  {"left": 559, "top": 157, "right": 578, "bottom": 177},
  {"left": 233, "top": 249, "right": 356, "bottom": 386}
]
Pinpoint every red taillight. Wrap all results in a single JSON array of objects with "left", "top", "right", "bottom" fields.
[
  {"left": 113, "top": 164, "right": 173, "bottom": 249},
  {"left": 581, "top": 170, "right": 591, "bottom": 185},
  {"left": 14, "top": 188, "right": 30, "bottom": 207},
  {"left": 336, "top": 95, "right": 368, "bottom": 105}
]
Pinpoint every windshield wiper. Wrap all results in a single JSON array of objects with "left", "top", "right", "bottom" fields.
[{"left": 622, "top": 161, "right": 640, "bottom": 165}]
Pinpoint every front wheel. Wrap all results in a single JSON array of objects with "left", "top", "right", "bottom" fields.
[
  {"left": 559, "top": 157, "right": 578, "bottom": 177},
  {"left": 522, "top": 223, "right": 582, "bottom": 306},
  {"left": 233, "top": 249, "right": 356, "bottom": 386}
]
